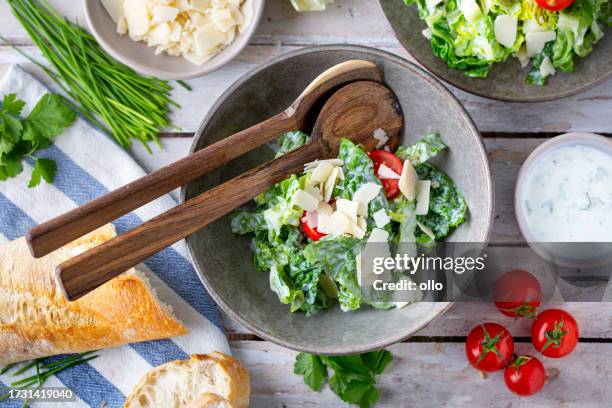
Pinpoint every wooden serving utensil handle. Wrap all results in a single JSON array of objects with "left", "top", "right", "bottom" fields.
[
  {"left": 56, "top": 141, "right": 322, "bottom": 301},
  {"left": 27, "top": 113, "right": 296, "bottom": 258}
]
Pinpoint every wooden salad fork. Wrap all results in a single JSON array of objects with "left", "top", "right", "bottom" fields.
[
  {"left": 26, "top": 60, "right": 383, "bottom": 258},
  {"left": 55, "top": 80, "right": 403, "bottom": 301}
]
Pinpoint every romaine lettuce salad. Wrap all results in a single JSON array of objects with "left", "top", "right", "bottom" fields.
[
  {"left": 404, "top": 0, "right": 612, "bottom": 85},
  {"left": 231, "top": 132, "right": 467, "bottom": 315}
]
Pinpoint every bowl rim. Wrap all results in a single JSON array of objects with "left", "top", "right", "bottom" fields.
[
  {"left": 376, "top": 0, "right": 612, "bottom": 103},
  {"left": 514, "top": 132, "right": 612, "bottom": 267},
  {"left": 180, "top": 44, "right": 495, "bottom": 354},
  {"left": 82, "top": 0, "right": 266, "bottom": 80}
]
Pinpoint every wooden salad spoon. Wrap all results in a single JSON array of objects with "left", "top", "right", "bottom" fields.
[
  {"left": 56, "top": 80, "right": 403, "bottom": 301},
  {"left": 26, "top": 60, "right": 383, "bottom": 258}
]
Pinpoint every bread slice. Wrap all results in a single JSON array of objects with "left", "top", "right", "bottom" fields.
[
  {"left": 186, "top": 393, "right": 235, "bottom": 408},
  {"left": 0, "top": 224, "right": 187, "bottom": 365},
  {"left": 125, "top": 352, "right": 250, "bottom": 408}
]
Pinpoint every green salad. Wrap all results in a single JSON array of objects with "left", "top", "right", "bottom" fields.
[
  {"left": 404, "top": 0, "right": 612, "bottom": 85},
  {"left": 231, "top": 132, "right": 467, "bottom": 316}
]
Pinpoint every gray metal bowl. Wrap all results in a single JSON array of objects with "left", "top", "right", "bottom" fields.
[
  {"left": 181, "top": 45, "right": 493, "bottom": 354},
  {"left": 378, "top": 0, "right": 612, "bottom": 102}
]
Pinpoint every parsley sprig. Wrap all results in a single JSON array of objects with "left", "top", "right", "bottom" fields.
[
  {"left": 0, "top": 93, "right": 75, "bottom": 187},
  {"left": 294, "top": 350, "right": 393, "bottom": 408}
]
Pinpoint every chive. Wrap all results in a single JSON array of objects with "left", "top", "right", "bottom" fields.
[
  {"left": 12, "top": 361, "right": 38, "bottom": 377},
  {"left": 4, "top": 0, "right": 179, "bottom": 150},
  {"left": 41, "top": 351, "right": 98, "bottom": 370},
  {"left": 10, "top": 355, "right": 98, "bottom": 387},
  {"left": 177, "top": 80, "right": 193, "bottom": 91},
  {"left": 0, "top": 363, "right": 16, "bottom": 375}
]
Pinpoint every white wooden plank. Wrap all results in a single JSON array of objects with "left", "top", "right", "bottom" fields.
[
  {"left": 223, "top": 301, "right": 612, "bottom": 339},
  {"left": 1, "top": 1, "right": 611, "bottom": 134},
  {"left": 0, "top": 0, "right": 396, "bottom": 45},
  {"left": 232, "top": 340, "right": 612, "bottom": 408}
]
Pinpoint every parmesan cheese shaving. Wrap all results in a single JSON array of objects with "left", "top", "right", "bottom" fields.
[
  {"left": 377, "top": 163, "right": 400, "bottom": 179},
  {"left": 415, "top": 180, "right": 431, "bottom": 215},
  {"left": 399, "top": 160, "right": 418, "bottom": 200}
]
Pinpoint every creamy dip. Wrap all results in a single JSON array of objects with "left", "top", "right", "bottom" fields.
[{"left": 522, "top": 144, "right": 612, "bottom": 242}]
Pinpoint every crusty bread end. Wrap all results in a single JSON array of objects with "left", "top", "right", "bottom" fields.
[
  {"left": 125, "top": 352, "right": 249, "bottom": 408},
  {"left": 186, "top": 393, "right": 236, "bottom": 408}
]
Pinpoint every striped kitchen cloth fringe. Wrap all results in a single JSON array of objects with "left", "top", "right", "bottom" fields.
[{"left": 0, "top": 65, "right": 229, "bottom": 408}]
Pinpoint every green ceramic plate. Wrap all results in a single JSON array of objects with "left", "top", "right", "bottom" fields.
[
  {"left": 182, "top": 45, "right": 493, "bottom": 354},
  {"left": 378, "top": 0, "right": 612, "bottom": 102}
]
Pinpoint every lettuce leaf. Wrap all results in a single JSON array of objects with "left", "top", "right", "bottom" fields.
[
  {"left": 396, "top": 132, "right": 447, "bottom": 166},
  {"left": 416, "top": 163, "right": 468, "bottom": 240},
  {"left": 526, "top": 42, "right": 554, "bottom": 85},
  {"left": 289, "top": 0, "right": 331, "bottom": 11}
]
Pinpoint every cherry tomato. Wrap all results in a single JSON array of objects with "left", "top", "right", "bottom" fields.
[
  {"left": 493, "top": 269, "right": 542, "bottom": 318},
  {"left": 504, "top": 355, "right": 546, "bottom": 396},
  {"left": 535, "top": 0, "right": 575, "bottom": 11},
  {"left": 300, "top": 211, "right": 326, "bottom": 241},
  {"left": 531, "top": 309, "right": 579, "bottom": 358},
  {"left": 368, "top": 150, "right": 403, "bottom": 199},
  {"left": 466, "top": 323, "right": 514, "bottom": 372}
]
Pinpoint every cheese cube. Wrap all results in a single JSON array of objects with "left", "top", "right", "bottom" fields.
[
  {"left": 193, "top": 23, "right": 226, "bottom": 55},
  {"left": 191, "top": 0, "right": 211, "bottom": 9},
  {"left": 211, "top": 8, "right": 235, "bottom": 32},
  {"left": 147, "top": 23, "right": 172, "bottom": 47},
  {"left": 228, "top": 5, "right": 244, "bottom": 25},
  {"left": 124, "top": 0, "right": 150, "bottom": 37},
  {"left": 102, "top": 0, "right": 125, "bottom": 23},
  {"left": 240, "top": 0, "right": 253, "bottom": 33},
  {"left": 152, "top": 5, "right": 179, "bottom": 25}
]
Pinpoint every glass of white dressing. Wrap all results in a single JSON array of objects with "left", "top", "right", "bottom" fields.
[{"left": 515, "top": 133, "right": 612, "bottom": 268}]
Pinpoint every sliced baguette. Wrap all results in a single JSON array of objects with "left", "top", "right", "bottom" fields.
[
  {"left": 187, "top": 393, "right": 235, "bottom": 408},
  {"left": 0, "top": 224, "right": 187, "bottom": 365},
  {"left": 125, "top": 352, "right": 250, "bottom": 408}
]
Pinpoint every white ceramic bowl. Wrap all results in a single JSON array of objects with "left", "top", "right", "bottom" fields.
[
  {"left": 515, "top": 132, "right": 612, "bottom": 267},
  {"left": 83, "top": 0, "right": 265, "bottom": 80}
]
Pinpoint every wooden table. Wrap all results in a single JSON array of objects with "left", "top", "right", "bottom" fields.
[{"left": 2, "top": 1, "right": 611, "bottom": 406}]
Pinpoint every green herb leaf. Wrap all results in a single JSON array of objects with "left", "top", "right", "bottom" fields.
[
  {"left": 295, "top": 351, "right": 393, "bottom": 408},
  {"left": 2, "top": 93, "right": 25, "bottom": 116},
  {"left": 329, "top": 371, "right": 378, "bottom": 408},
  {"left": 0, "top": 113, "right": 23, "bottom": 154},
  {"left": 361, "top": 350, "right": 393, "bottom": 375},
  {"left": 22, "top": 94, "right": 76, "bottom": 142},
  {"left": 294, "top": 353, "right": 328, "bottom": 392},
  {"left": 28, "top": 157, "right": 57, "bottom": 188},
  {"left": 0, "top": 153, "right": 24, "bottom": 180},
  {"left": 0, "top": 92, "right": 73, "bottom": 186}
]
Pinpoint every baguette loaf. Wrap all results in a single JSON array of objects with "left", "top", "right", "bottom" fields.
[
  {"left": 0, "top": 224, "right": 187, "bottom": 365},
  {"left": 187, "top": 393, "right": 235, "bottom": 408},
  {"left": 125, "top": 352, "right": 250, "bottom": 408}
]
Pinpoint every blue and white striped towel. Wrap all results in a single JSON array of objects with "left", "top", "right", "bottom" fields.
[{"left": 0, "top": 65, "right": 229, "bottom": 407}]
